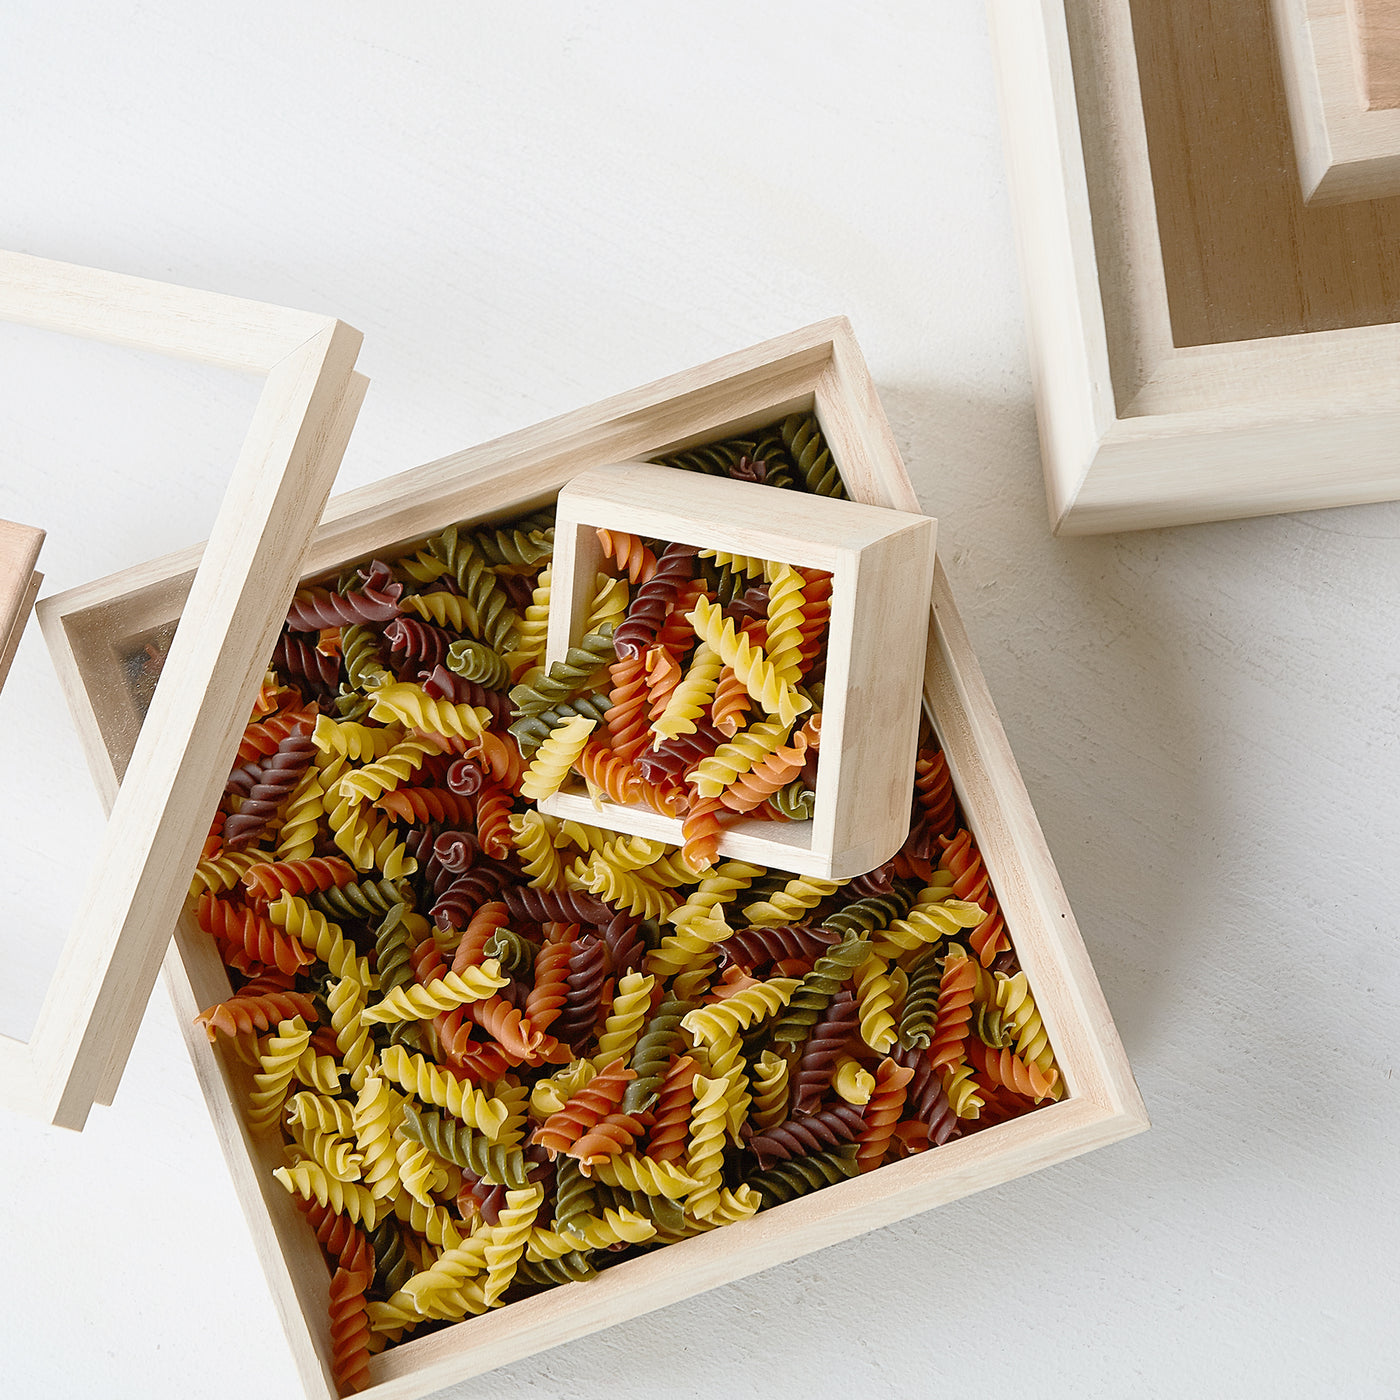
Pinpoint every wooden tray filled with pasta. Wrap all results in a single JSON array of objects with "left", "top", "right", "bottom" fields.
[{"left": 40, "top": 319, "right": 1147, "bottom": 1399}]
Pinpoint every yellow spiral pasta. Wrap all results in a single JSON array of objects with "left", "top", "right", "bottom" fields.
[
  {"left": 742, "top": 874, "right": 845, "bottom": 927},
  {"left": 687, "top": 597, "right": 811, "bottom": 727},
  {"left": 665, "top": 860, "right": 765, "bottom": 930},
  {"left": 763, "top": 562, "right": 807, "bottom": 686},
  {"left": 368, "top": 682, "right": 492, "bottom": 742},
  {"left": 286, "top": 1091, "right": 357, "bottom": 1138},
  {"left": 400, "top": 590, "right": 480, "bottom": 636},
  {"left": 273, "top": 1161, "right": 382, "bottom": 1228},
  {"left": 288, "top": 1116, "right": 364, "bottom": 1183},
  {"left": 684, "top": 1074, "right": 730, "bottom": 1222},
  {"left": 853, "top": 952, "right": 898, "bottom": 1053},
  {"left": 312, "top": 713, "right": 403, "bottom": 761},
  {"left": 509, "top": 810, "right": 566, "bottom": 889},
  {"left": 580, "top": 857, "right": 679, "bottom": 920},
  {"left": 940, "top": 1057, "right": 984, "bottom": 1120},
  {"left": 529, "top": 1058, "right": 597, "bottom": 1121},
  {"left": 680, "top": 977, "right": 799, "bottom": 1046},
  {"left": 360, "top": 963, "right": 509, "bottom": 1025},
  {"left": 266, "top": 893, "right": 372, "bottom": 986},
  {"left": 589, "top": 832, "right": 669, "bottom": 873},
  {"left": 520, "top": 714, "right": 596, "bottom": 802},
  {"left": 326, "top": 974, "right": 377, "bottom": 1092},
  {"left": 700, "top": 1183, "right": 761, "bottom": 1226},
  {"left": 378, "top": 1044, "right": 512, "bottom": 1140},
  {"left": 273, "top": 761, "right": 327, "bottom": 862},
  {"left": 689, "top": 717, "right": 793, "bottom": 800},
  {"left": 336, "top": 735, "right": 439, "bottom": 804},
  {"left": 698, "top": 548, "right": 766, "bottom": 579},
  {"left": 646, "top": 904, "right": 733, "bottom": 982},
  {"left": 749, "top": 1049, "right": 791, "bottom": 1131},
  {"left": 706, "top": 1033, "right": 752, "bottom": 1143},
  {"left": 399, "top": 1240, "right": 491, "bottom": 1320},
  {"left": 483, "top": 1184, "right": 545, "bottom": 1306},
  {"left": 870, "top": 884, "right": 986, "bottom": 957},
  {"left": 391, "top": 1192, "right": 465, "bottom": 1252},
  {"left": 352, "top": 1074, "right": 405, "bottom": 1200},
  {"left": 583, "top": 572, "right": 629, "bottom": 637},
  {"left": 396, "top": 1138, "right": 450, "bottom": 1206},
  {"left": 832, "top": 1054, "right": 876, "bottom": 1106},
  {"left": 996, "top": 970, "right": 1057, "bottom": 1078},
  {"left": 189, "top": 849, "right": 270, "bottom": 898},
  {"left": 591, "top": 971, "right": 657, "bottom": 1068},
  {"left": 325, "top": 789, "right": 418, "bottom": 879},
  {"left": 511, "top": 565, "right": 552, "bottom": 669},
  {"left": 650, "top": 640, "right": 722, "bottom": 743},
  {"left": 585, "top": 1152, "right": 700, "bottom": 1199},
  {"left": 248, "top": 1017, "right": 312, "bottom": 1133},
  {"left": 559, "top": 1208, "right": 657, "bottom": 1253},
  {"left": 293, "top": 1046, "right": 343, "bottom": 1094}
]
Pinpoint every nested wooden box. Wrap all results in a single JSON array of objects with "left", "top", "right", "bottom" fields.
[
  {"left": 989, "top": 0, "right": 1400, "bottom": 533},
  {"left": 541, "top": 462, "right": 937, "bottom": 879},
  {"left": 41, "top": 319, "right": 1145, "bottom": 1399}
]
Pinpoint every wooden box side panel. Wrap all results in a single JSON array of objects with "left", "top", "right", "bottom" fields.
[
  {"left": 0, "top": 519, "right": 45, "bottom": 697},
  {"left": 1350, "top": 0, "right": 1400, "bottom": 108}
]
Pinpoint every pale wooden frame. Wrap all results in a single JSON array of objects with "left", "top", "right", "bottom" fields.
[
  {"left": 541, "top": 462, "right": 937, "bottom": 878},
  {"left": 0, "top": 519, "right": 44, "bottom": 697},
  {"left": 43, "top": 318, "right": 1146, "bottom": 1399},
  {"left": 1273, "top": 0, "right": 1400, "bottom": 202},
  {"left": 0, "top": 250, "right": 365, "bottom": 1129},
  {"left": 986, "top": 0, "right": 1400, "bottom": 534}
]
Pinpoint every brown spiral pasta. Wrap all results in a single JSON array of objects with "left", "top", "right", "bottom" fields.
[
  {"left": 746, "top": 1102, "right": 866, "bottom": 1171},
  {"left": 792, "top": 988, "right": 859, "bottom": 1115},
  {"left": 225, "top": 727, "right": 317, "bottom": 850},
  {"left": 722, "top": 922, "right": 839, "bottom": 976},
  {"left": 612, "top": 542, "right": 699, "bottom": 659},
  {"left": 914, "top": 747, "right": 959, "bottom": 844},
  {"left": 286, "top": 562, "right": 403, "bottom": 631},
  {"left": 384, "top": 614, "right": 450, "bottom": 677}
]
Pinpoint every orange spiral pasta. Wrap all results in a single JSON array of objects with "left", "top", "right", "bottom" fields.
[
  {"left": 436, "top": 1009, "right": 522, "bottom": 1077},
  {"left": 719, "top": 731, "right": 811, "bottom": 814},
  {"left": 524, "top": 923, "right": 577, "bottom": 1032},
  {"left": 241, "top": 856, "right": 358, "bottom": 904},
  {"left": 329, "top": 1263, "right": 373, "bottom": 1394},
  {"left": 596, "top": 528, "right": 658, "bottom": 585},
  {"left": 196, "top": 891, "right": 316, "bottom": 978},
  {"left": 605, "top": 654, "right": 651, "bottom": 761},
  {"left": 643, "top": 645, "right": 682, "bottom": 722},
  {"left": 236, "top": 705, "right": 318, "bottom": 763},
  {"left": 451, "top": 901, "right": 511, "bottom": 973},
  {"left": 468, "top": 996, "right": 553, "bottom": 1063},
  {"left": 652, "top": 579, "right": 708, "bottom": 658},
  {"left": 855, "top": 1058, "right": 915, "bottom": 1172},
  {"left": 796, "top": 569, "right": 833, "bottom": 667},
  {"left": 680, "top": 795, "right": 727, "bottom": 873},
  {"left": 374, "top": 787, "right": 475, "bottom": 825},
  {"left": 458, "top": 732, "right": 528, "bottom": 794},
  {"left": 709, "top": 663, "right": 753, "bottom": 737},
  {"left": 533, "top": 1058, "right": 635, "bottom": 1155},
  {"left": 474, "top": 784, "right": 515, "bottom": 860},
  {"left": 203, "top": 810, "right": 226, "bottom": 860},
  {"left": 966, "top": 1037, "right": 1060, "bottom": 1102},
  {"left": 644, "top": 1053, "right": 698, "bottom": 1163},
  {"left": 928, "top": 948, "right": 979, "bottom": 1071},
  {"left": 938, "top": 829, "right": 1009, "bottom": 967},
  {"left": 915, "top": 748, "right": 958, "bottom": 843},
  {"left": 573, "top": 741, "right": 644, "bottom": 805},
  {"left": 194, "top": 987, "right": 319, "bottom": 1042},
  {"left": 568, "top": 1110, "right": 647, "bottom": 1166}
]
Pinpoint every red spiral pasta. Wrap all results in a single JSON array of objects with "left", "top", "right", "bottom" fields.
[
  {"left": 524, "top": 923, "right": 577, "bottom": 1032},
  {"left": 914, "top": 747, "right": 958, "bottom": 843},
  {"left": 533, "top": 1058, "right": 634, "bottom": 1155},
  {"left": 855, "top": 1058, "right": 915, "bottom": 1172},
  {"left": 196, "top": 891, "right": 315, "bottom": 978},
  {"left": 242, "top": 856, "right": 358, "bottom": 904},
  {"left": 451, "top": 901, "right": 511, "bottom": 973},
  {"left": 644, "top": 1053, "right": 698, "bottom": 1163},
  {"left": 938, "top": 829, "right": 1010, "bottom": 967},
  {"left": 596, "top": 528, "right": 658, "bottom": 585},
  {"left": 604, "top": 654, "right": 651, "bottom": 761},
  {"left": 573, "top": 741, "right": 644, "bottom": 806},
  {"left": 375, "top": 787, "right": 475, "bottom": 825},
  {"left": 194, "top": 987, "right": 318, "bottom": 1041},
  {"left": 927, "top": 950, "right": 979, "bottom": 1071}
]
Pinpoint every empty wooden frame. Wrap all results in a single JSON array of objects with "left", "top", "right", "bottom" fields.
[
  {"left": 0, "top": 518, "right": 44, "bottom": 698},
  {"left": 1273, "top": 0, "right": 1400, "bottom": 202},
  {"left": 988, "top": 0, "right": 1400, "bottom": 534},
  {"left": 541, "top": 462, "right": 937, "bottom": 878},
  {"left": 0, "top": 250, "right": 365, "bottom": 1129},
  {"left": 42, "top": 319, "right": 1145, "bottom": 1398}
]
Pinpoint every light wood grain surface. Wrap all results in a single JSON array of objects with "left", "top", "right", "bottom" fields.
[
  {"left": 1, "top": 4, "right": 1396, "bottom": 1398},
  {"left": 1350, "top": 0, "right": 1400, "bottom": 106}
]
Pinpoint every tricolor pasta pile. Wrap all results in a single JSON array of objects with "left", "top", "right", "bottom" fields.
[{"left": 186, "top": 415, "right": 1062, "bottom": 1395}]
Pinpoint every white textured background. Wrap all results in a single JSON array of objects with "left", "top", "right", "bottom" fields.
[{"left": 2, "top": 3, "right": 1398, "bottom": 1397}]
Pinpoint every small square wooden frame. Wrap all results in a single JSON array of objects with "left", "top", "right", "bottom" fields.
[
  {"left": 539, "top": 462, "right": 937, "bottom": 878},
  {"left": 0, "top": 250, "right": 365, "bottom": 1130},
  {"left": 988, "top": 0, "right": 1400, "bottom": 533},
  {"left": 40, "top": 318, "right": 1145, "bottom": 1399},
  {"left": 1273, "top": 0, "right": 1400, "bottom": 203}
]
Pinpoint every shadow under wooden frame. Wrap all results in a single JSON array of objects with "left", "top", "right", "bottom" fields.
[
  {"left": 41, "top": 317, "right": 1147, "bottom": 1400},
  {"left": 0, "top": 250, "right": 365, "bottom": 1130}
]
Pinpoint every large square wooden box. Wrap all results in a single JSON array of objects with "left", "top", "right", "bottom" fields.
[{"left": 40, "top": 316, "right": 1145, "bottom": 1398}]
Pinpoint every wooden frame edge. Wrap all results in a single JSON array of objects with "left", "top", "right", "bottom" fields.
[{"left": 0, "top": 251, "right": 365, "bottom": 1129}]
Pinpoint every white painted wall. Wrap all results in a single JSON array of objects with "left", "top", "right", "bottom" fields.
[{"left": 1, "top": 3, "right": 1396, "bottom": 1396}]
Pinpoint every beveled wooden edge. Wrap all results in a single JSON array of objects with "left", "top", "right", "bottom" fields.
[
  {"left": 0, "top": 250, "right": 365, "bottom": 1130},
  {"left": 1272, "top": 0, "right": 1400, "bottom": 202},
  {"left": 42, "top": 318, "right": 1144, "bottom": 1399},
  {"left": 540, "top": 462, "right": 936, "bottom": 878},
  {"left": 987, "top": 0, "right": 1400, "bottom": 533},
  {"left": 0, "top": 519, "right": 44, "bottom": 697}
]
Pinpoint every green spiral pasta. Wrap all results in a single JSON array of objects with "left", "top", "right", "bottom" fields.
[
  {"left": 770, "top": 779, "right": 816, "bottom": 821},
  {"left": 896, "top": 944, "right": 943, "bottom": 1051},
  {"left": 483, "top": 926, "right": 536, "bottom": 979},
  {"left": 820, "top": 882, "right": 918, "bottom": 940},
  {"left": 426, "top": 523, "right": 520, "bottom": 651},
  {"left": 398, "top": 1102, "right": 529, "bottom": 1188},
  {"left": 341, "top": 623, "right": 391, "bottom": 692},
  {"left": 508, "top": 691, "right": 612, "bottom": 755},
  {"left": 622, "top": 993, "right": 695, "bottom": 1113},
  {"left": 311, "top": 877, "right": 416, "bottom": 926},
  {"left": 770, "top": 932, "right": 871, "bottom": 1048},
  {"left": 745, "top": 1144, "right": 860, "bottom": 1208},
  {"left": 781, "top": 413, "right": 846, "bottom": 498},
  {"left": 446, "top": 638, "right": 511, "bottom": 691},
  {"left": 509, "top": 625, "right": 617, "bottom": 720},
  {"left": 470, "top": 520, "right": 554, "bottom": 571}
]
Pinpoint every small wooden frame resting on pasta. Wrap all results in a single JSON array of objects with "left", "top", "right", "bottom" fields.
[
  {"left": 0, "top": 518, "right": 44, "bottom": 699},
  {"left": 40, "top": 318, "right": 1146, "bottom": 1400},
  {"left": 0, "top": 249, "right": 366, "bottom": 1131},
  {"left": 541, "top": 463, "right": 937, "bottom": 880}
]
